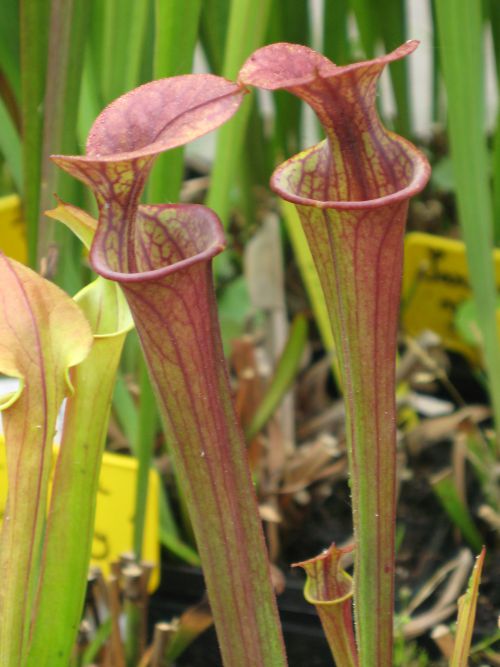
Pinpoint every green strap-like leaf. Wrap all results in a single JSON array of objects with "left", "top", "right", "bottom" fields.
[
  {"left": 206, "top": 0, "right": 272, "bottom": 227},
  {"left": 25, "top": 204, "right": 134, "bottom": 667},
  {"left": 245, "top": 313, "right": 308, "bottom": 441},
  {"left": 435, "top": 0, "right": 500, "bottom": 450},
  {"left": 431, "top": 469, "right": 483, "bottom": 552},
  {"left": 20, "top": 0, "right": 50, "bottom": 267},
  {"left": 0, "top": 96, "right": 22, "bottom": 192},
  {"left": 147, "top": 0, "right": 203, "bottom": 204},
  {"left": 0, "top": 254, "right": 92, "bottom": 666}
]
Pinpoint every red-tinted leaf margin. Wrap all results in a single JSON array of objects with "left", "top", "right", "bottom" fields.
[
  {"left": 0, "top": 254, "right": 92, "bottom": 665},
  {"left": 51, "top": 73, "right": 287, "bottom": 666},
  {"left": 239, "top": 40, "right": 416, "bottom": 91},
  {"left": 239, "top": 42, "right": 431, "bottom": 667},
  {"left": 293, "top": 544, "right": 358, "bottom": 667},
  {"left": 52, "top": 74, "right": 244, "bottom": 277},
  {"left": 239, "top": 41, "right": 430, "bottom": 209},
  {"left": 58, "top": 74, "right": 245, "bottom": 162}
]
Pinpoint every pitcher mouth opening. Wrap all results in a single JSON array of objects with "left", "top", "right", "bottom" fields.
[
  {"left": 89, "top": 203, "right": 226, "bottom": 284},
  {"left": 271, "top": 137, "right": 431, "bottom": 211}
]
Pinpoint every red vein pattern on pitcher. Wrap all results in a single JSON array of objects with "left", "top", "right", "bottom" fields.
[
  {"left": 53, "top": 73, "right": 287, "bottom": 667},
  {"left": 240, "top": 41, "right": 430, "bottom": 666}
]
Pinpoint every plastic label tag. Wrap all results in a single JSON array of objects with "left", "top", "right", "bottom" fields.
[
  {"left": 0, "top": 195, "right": 27, "bottom": 264},
  {"left": 0, "top": 438, "right": 160, "bottom": 590},
  {"left": 402, "top": 232, "right": 500, "bottom": 362}
]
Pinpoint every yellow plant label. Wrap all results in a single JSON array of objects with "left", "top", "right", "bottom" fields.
[
  {"left": 402, "top": 232, "right": 500, "bottom": 362},
  {"left": 0, "top": 438, "right": 160, "bottom": 590},
  {"left": 0, "top": 194, "right": 27, "bottom": 264}
]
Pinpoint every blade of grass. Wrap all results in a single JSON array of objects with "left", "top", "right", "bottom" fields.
[
  {"left": 83, "top": 0, "right": 106, "bottom": 137},
  {"left": 0, "top": 0, "right": 21, "bottom": 102},
  {"left": 377, "top": 0, "right": 411, "bottom": 135},
  {"left": 349, "top": 0, "right": 378, "bottom": 58},
  {"left": 471, "top": 627, "right": 500, "bottom": 655},
  {"left": 159, "top": 534, "right": 201, "bottom": 567},
  {"left": 0, "top": 70, "right": 21, "bottom": 146},
  {"left": 206, "top": 0, "right": 272, "bottom": 227},
  {"left": 133, "top": 359, "right": 160, "bottom": 560},
  {"left": 349, "top": 0, "right": 410, "bottom": 132},
  {"left": 111, "top": 313, "right": 196, "bottom": 564},
  {"left": 199, "top": 0, "right": 230, "bottom": 74},
  {"left": 234, "top": 0, "right": 312, "bottom": 226},
  {"left": 280, "top": 200, "right": 341, "bottom": 387},
  {"left": 153, "top": 0, "right": 203, "bottom": 92},
  {"left": 121, "top": 329, "right": 143, "bottom": 376},
  {"left": 234, "top": 90, "right": 278, "bottom": 226},
  {"left": 431, "top": 469, "right": 483, "bottom": 552},
  {"left": 267, "top": 0, "right": 310, "bottom": 162},
  {"left": 37, "top": 0, "right": 90, "bottom": 293},
  {"left": 113, "top": 352, "right": 193, "bottom": 563},
  {"left": 138, "top": 5, "right": 156, "bottom": 87},
  {"left": 100, "top": 0, "right": 148, "bottom": 104},
  {"left": 81, "top": 618, "right": 112, "bottom": 666},
  {"left": 87, "top": 0, "right": 104, "bottom": 80},
  {"left": 96, "top": 0, "right": 153, "bottom": 107},
  {"left": 76, "top": 5, "right": 106, "bottom": 156},
  {"left": 164, "top": 598, "right": 213, "bottom": 662},
  {"left": 122, "top": 0, "right": 151, "bottom": 93},
  {"left": 490, "top": 0, "right": 500, "bottom": 71},
  {"left": 435, "top": 0, "right": 500, "bottom": 450},
  {"left": 245, "top": 314, "right": 308, "bottom": 441},
  {"left": 147, "top": 0, "right": 202, "bottom": 204},
  {"left": 0, "top": 97, "right": 22, "bottom": 192},
  {"left": 112, "top": 371, "right": 139, "bottom": 449},
  {"left": 114, "top": 361, "right": 195, "bottom": 563},
  {"left": 493, "top": 113, "right": 500, "bottom": 246},
  {"left": 158, "top": 482, "right": 180, "bottom": 541},
  {"left": 113, "top": 370, "right": 198, "bottom": 565},
  {"left": 465, "top": 430, "right": 499, "bottom": 508},
  {"left": 451, "top": 547, "right": 486, "bottom": 667},
  {"left": 158, "top": 483, "right": 201, "bottom": 566},
  {"left": 323, "top": 0, "right": 351, "bottom": 66},
  {"left": 430, "top": 0, "right": 442, "bottom": 124},
  {"left": 20, "top": 0, "right": 50, "bottom": 267}
]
